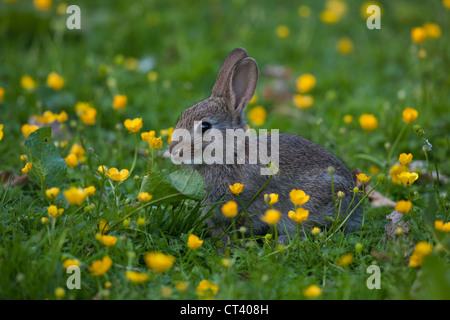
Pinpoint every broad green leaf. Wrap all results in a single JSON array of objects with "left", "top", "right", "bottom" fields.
[
  {"left": 24, "top": 127, "right": 67, "bottom": 189},
  {"left": 139, "top": 169, "right": 205, "bottom": 204}
]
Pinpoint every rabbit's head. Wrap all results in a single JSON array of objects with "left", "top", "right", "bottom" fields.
[{"left": 170, "top": 48, "right": 258, "bottom": 164}]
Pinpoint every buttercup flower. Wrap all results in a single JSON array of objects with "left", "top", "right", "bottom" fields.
[
  {"left": 264, "top": 193, "right": 279, "bottom": 206},
  {"left": 63, "top": 186, "right": 87, "bottom": 205},
  {"left": 293, "top": 94, "right": 314, "bottom": 109},
  {"left": 390, "top": 164, "right": 407, "bottom": 184},
  {"left": 409, "top": 242, "right": 432, "bottom": 267},
  {"left": 275, "top": 25, "right": 290, "bottom": 38},
  {"left": 45, "top": 187, "right": 60, "bottom": 199},
  {"left": 125, "top": 271, "right": 149, "bottom": 284},
  {"left": 34, "top": 111, "right": 57, "bottom": 124},
  {"left": 303, "top": 285, "right": 322, "bottom": 299},
  {"left": 113, "top": 94, "right": 128, "bottom": 110},
  {"left": 47, "top": 72, "right": 65, "bottom": 90},
  {"left": 411, "top": 27, "right": 427, "bottom": 43},
  {"left": 65, "top": 153, "right": 78, "bottom": 168},
  {"left": 398, "top": 153, "right": 413, "bottom": 166},
  {"left": 290, "top": 189, "right": 310, "bottom": 206},
  {"left": 138, "top": 192, "right": 153, "bottom": 202},
  {"left": 248, "top": 106, "right": 267, "bottom": 126},
  {"left": 79, "top": 107, "right": 97, "bottom": 125},
  {"left": 229, "top": 183, "right": 244, "bottom": 195},
  {"left": 187, "top": 234, "right": 204, "bottom": 250},
  {"left": 359, "top": 114, "right": 378, "bottom": 131},
  {"left": 84, "top": 186, "right": 96, "bottom": 196},
  {"left": 296, "top": 73, "right": 316, "bottom": 93},
  {"left": 141, "top": 130, "right": 163, "bottom": 149},
  {"left": 21, "top": 162, "right": 32, "bottom": 174},
  {"left": 106, "top": 167, "right": 130, "bottom": 182},
  {"left": 435, "top": 220, "right": 450, "bottom": 232},
  {"left": 0, "top": 124, "right": 3, "bottom": 141},
  {"left": 34, "top": 0, "right": 52, "bottom": 11},
  {"left": 343, "top": 115, "right": 353, "bottom": 124},
  {"left": 398, "top": 172, "right": 419, "bottom": 185},
  {"left": 336, "top": 253, "right": 353, "bottom": 267},
  {"left": 145, "top": 252, "right": 175, "bottom": 272},
  {"left": 88, "top": 256, "right": 112, "bottom": 276},
  {"left": 70, "top": 143, "right": 86, "bottom": 162},
  {"left": 288, "top": 207, "right": 309, "bottom": 224},
  {"left": 312, "top": 227, "right": 321, "bottom": 236},
  {"left": 261, "top": 209, "right": 281, "bottom": 225},
  {"left": 47, "top": 205, "right": 64, "bottom": 218},
  {"left": 395, "top": 200, "right": 412, "bottom": 214},
  {"left": 99, "top": 220, "right": 109, "bottom": 234},
  {"left": 0, "top": 87, "right": 4, "bottom": 102},
  {"left": 124, "top": 118, "right": 143, "bottom": 133},
  {"left": 101, "top": 235, "right": 117, "bottom": 247},
  {"left": 136, "top": 216, "right": 146, "bottom": 226},
  {"left": 423, "top": 22, "right": 441, "bottom": 38},
  {"left": 63, "top": 259, "right": 81, "bottom": 269},
  {"left": 20, "top": 75, "right": 37, "bottom": 90},
  {"left": 402, "top": 107, "right": 418, "bottom": 124},
  {"left": 336, "top": 37, "right": 354, "bottom": 55},
  {"left": 221, "top": 200, "right": 238, "bottom": 218},
  {"left": 356, "top": 173, "right": 371, "bottom": 183},
  {"left": 196, "top": 280, "right": 219, "bottom": 298}
]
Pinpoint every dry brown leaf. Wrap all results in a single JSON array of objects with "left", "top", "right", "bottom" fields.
[{"left": 0, "top": 171, "right": 29, "bottom": 187}]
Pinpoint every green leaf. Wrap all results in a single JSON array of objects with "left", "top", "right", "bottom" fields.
[
  {"left": 24, "top": 127, "right": 67, "bottom": 189},
  {"left": 139, "top": 169, "right": 205, "bottom": 204}
]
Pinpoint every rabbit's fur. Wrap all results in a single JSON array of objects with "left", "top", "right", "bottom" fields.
[{"left": 170, "top": 48, "right": 362, "bottom": 238}]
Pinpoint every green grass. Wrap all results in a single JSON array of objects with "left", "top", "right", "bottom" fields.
[{"left": 0, "top": 0, "right": 449, "bottom": 300}]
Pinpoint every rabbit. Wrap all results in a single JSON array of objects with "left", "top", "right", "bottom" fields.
[{"left": 169, "top": 48, "right": 362, "bottom": 241}]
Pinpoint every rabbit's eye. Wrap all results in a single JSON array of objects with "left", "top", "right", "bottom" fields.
[{"left": 201, "top": 122, "right": 212, "bottom": 134}]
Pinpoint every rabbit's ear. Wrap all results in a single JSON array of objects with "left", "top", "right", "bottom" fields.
[
  {"left": 211, "top": 48, "right": 248, "bottom": 98},
  {"left": 227, "top": 57, "right": 258, "bottom": 114}
]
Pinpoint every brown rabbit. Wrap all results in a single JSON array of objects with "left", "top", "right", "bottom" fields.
[{"left": 169, "top": 48, "right": 361, "bottom": 241}]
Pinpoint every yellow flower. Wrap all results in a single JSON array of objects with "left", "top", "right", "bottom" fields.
[
  {"left": 56, "top": 111, "right": 68, "bottom": 123},
  {"left": 64, "top": 153, "right": 78, "bottom": 168},
  {"left": 369, "top": 166, "right": 379, "bottom": 175},
  {"left": 144, "top": 252, "right": 175, "bottom": 273},
  {"left": 79, "top": 107, "right": 97, "bottom": 125},
  {"left": 54, "top": 287, "right": 65, "bottom": 299},
  {"left": 296, "top": 74, "right": 316, "bottom": 93},
  {"left": 0, "top": 124, "right": 3, "bottom": 141},
  {"left": 160, "top": 127, "right": 174, "bottom": 144},
  {"left": 312, "top": 227, "right": 321, "bottom": 236},
  {"left": 113, "top": 94, "right": 128, "bottom": 110},
  {"left": 411, "top": 27, "right": 427, "bottom": 43},
  {"left": 395, "top": 200, "right": 412, "bottom": 214},
  {"left": 21, "top": 162, "right": 32, "bottom": 174},
  {"left": 21, "top": 124, "right": 39, "bottom": 138},
  {"left": 41, "top": 217, "right": 49, "bottom": 224},
  {"left": 47, "top": 72, "right": 65, "bottom": 90},
  {"left": 84, "top": 186, "right": 96, "bottom": 196},
  {"left": 136, "top": 216, "right": 146, "bottom": 226},
  {"left": 397, "top": 172, "right": 419, "bottom": 185},
  {"left": 101, "top": 235, "right": 117, "bottom": 247},
  {"left": 99, "top": 220, "right": 109, "bottom": 234},
  {"left": 275, "top": 25, "right": 290, "bottom": 38},
  {"left": 45, "top": 187, "right": 60, "bottom": 199},
  {"left": 63, "top": 186, "right": 87, "bottom": 205},
  {"left": 34, "top": 0, "right": 52, "bottom": 11},
  {"left": 423, "top": 22, "right": 441, "bottom": 38},
  {"left": 124, "top": 118, "right": 143, "bottom": 133},
  {"left": 125, "top": 271, "right": 149, "bottom": 284},
  {"left": 147, "top": 71, "right": 158, "bottom": 82},
  {"left": 320, "top": 10, "right": 339, "bottom": 24},
  {"left": 196, "top": 280, "right": 218, "bottom": 298},
  {"left": 187, "top": 234, "right": 204, "bottom": 250},
  {"left": 402, "top": 107, "right": 418, "bottom": 124},
  {"left": 360, "top": 1, "right": 382, "bottom": 18},
  {"left": 175, "top": 281, "right": 189, "bottom": 292},
  {"left": 336, "top": 253, "right": 353, "bottom": 267},
  {"left": 141, "top": 130, "right": 163, "bottom": 149},
  {"left": 444, "top": 0, "right": 450, "bottom": 9},
  {"left": 293, "top": 94, "right": 314, "bottom": 109},
  {"left": 261, "top": 209, "right": 281, "bottom": 225},
  {"left": 138, "top": 192, "right": 153, "bottom": 202},
  {"left": 20, "top": 75, "right": 37, "bottom": 90},
  {"left": 303, "top": 285, "right": 322, "bottom": 299},
  {"left": 106, "top": 167, "right": 130, "bottom": 182},
  {"left": 298, "top": 5, "right": 311, "bottom": 18},
  {"left": 390, "top": 164, "right": 407, "bottom": 184},
  {"left": 264, "top": 193, "right": 279, "bottom": 206},
  {"left": 34, "top": 111, "right": 57, "bottom": 124},
  {"left": 336, "top": 37, "right": 354, "bottom": 55},
  {"left": 359, "top": 114, "right": 378, "bottom": 131},
  {"left": 0, "top": 87, "right": 4, "bottom": 102},
  {"left": 47, "top": 205, "right": 64, "bottom": 218},
  {"left": 229, "top": 183, "right": 244, "bottom": 195},
  {"left": 399, "top": 153, "right": 413, "bottom": 166},
  {"left": 435, "top": 221, "right": 450, "bottom": 232},
  {"left": 88, "top": 256, "right": 112, "bottom": 276},
  {"left": 288, "top": 207, "right": 309, "bottom": 224},
  {"left": 409, "top": 242, "right": 432, "bottom": 267},
  {"left": 63, "top": 259, "right": 81, "bottom": 269},
  {"left": 248, "top": 106, "right": 267, "bottom": 126},
  {"left": 343, "top": 115, "right": 353, "bottom": 124},
  {"left": 356, "top": 173, "right": 371, "bottom": 183},
  {"left": 70, "top": 143, "right": 86, "bottom": 162},
  {"left": 221, "top": 200, "right": 238, "bottom": 218},
  {"left": 97, "top": 165, "right": 108, "bottom": 176},
  {"left": 290, "top": 189, "right": 310, "bottom": 206}
]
